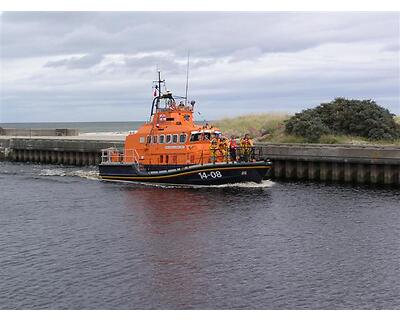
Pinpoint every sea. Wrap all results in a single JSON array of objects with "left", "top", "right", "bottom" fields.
[
  {"left": 0, "top": 121, "right": 145, "bottom": 134},
  {"left": 1, "top": 122, "right": 400, "bottom": 309}
]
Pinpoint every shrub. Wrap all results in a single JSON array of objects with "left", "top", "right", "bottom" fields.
[
  {"left": 285, "top": 114, "right": 330, "bottom": 142},
  {"left": 285, "top": 98, "right": 400, "bottom": 141}
]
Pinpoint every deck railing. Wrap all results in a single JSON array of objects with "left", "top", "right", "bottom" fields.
[
  {"left": 101, "top": 146, "right": 266, "bottom": 172},
  {"left": 101, "top": 148, "right": 140, "bottom": 166}
]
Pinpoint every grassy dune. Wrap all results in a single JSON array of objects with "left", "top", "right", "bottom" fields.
[
  {"left": 214, "top": 113, "right": 400, "bottom": 145},
  {"left": 214, "top": 113, "right": 290, "bottom": 139}
]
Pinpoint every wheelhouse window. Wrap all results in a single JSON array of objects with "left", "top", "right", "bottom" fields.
[
  {"left": 190, "top": 133, "right": 200, "bottom": 142},
  {"left": 203, "top": 132, "right": 211, "bottom": 140},
  {"left": 152, "top": 135, "right": 158, "bottom": 144},
  {"left": 179, "top": 133, "right": 187, "bottom": 143},
  {"left": 139, "top": 136, "right": 145, "bottom": 143},
  {"left": 146, "top": 135, "right": 151, "bottom": 144},
  {"left": 172, "top": 134, "right": 178, "bottom": 143},
  {"left": 159, "top": 135, "right": 165, "bottom": 144},
  {"left": 166, "top": 134, "right": 172, "bottom": 143}
]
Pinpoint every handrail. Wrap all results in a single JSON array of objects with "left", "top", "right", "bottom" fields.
[
  {"left": 101, "top": 148, "right": 140, "bottom": 166},
  {"left": 101, "top": 146, "right": 267, "bottom": 172}
]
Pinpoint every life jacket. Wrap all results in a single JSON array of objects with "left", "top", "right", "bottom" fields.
[
  {"left": 229, "top": 139, "right": 237, "bottom": 148},
  {"left": 242, "top": 138, "right": 252, "bottom": 147},
  {"left": 219, "top": 139, "right": 228, "bottom": 148},
  {"left": 210, "top": 138, "right": 218, "bottom": 150}
]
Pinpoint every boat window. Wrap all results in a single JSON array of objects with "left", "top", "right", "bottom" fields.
[
  {"left": 160, "top": 155, "right": 163, "bottom": 163},
  {"left": 166, "top": 155, "right": 169, "bottom": 163},
  {"left": 212, "top": 132, "right": 221, "bottom": 139},
  {"left": 153, "top": 135, "right": 158, "bottom": 144},
  {"left": 166, "top": 134, "right": 172, "bottom": 143},
  {"left": 172, "top": 134, "right": 178, "bottom": 143},
  {"left": 139, "top": 136, "right": 145, "bottom": 143},
  {"left": 159, "top": 135, "right": 165, "bottom": 144},
  {"left": 179, "top": 133, "right": 187, "bottom": 143},
  {"left": 190, "top": 133, "right": 200, "bottom": 142},
  {"left": 146, "top": 135, "right": 151, "bottom": 144},
  {"left": 204, "top": 132, "right": 211, "bottom": 140}
]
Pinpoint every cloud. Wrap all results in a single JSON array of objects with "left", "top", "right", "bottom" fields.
[
  {"left": 2, "top": 12, "right": 399, "bottom": 59},
  {"left": 229, "top": 47, "right": 264, "bottom": 62},
  {"left": 0, "top": 12, "right": 399, "bottom": 122},
  {"left": 44, "top": 54, "right": 104, "bottom": 69}
]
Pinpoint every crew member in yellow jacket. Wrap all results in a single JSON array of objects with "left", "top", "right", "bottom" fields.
[
  {"left": 218, "top": 137, "right": 229, "bottom": 162},
  {"left": 239, "top": 134, "right": 254, "bottom": 162},
  {"left": 210, "top": 137, "right": 219, "bottom": 164}
]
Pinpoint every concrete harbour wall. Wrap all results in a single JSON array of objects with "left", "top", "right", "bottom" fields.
[
  {"left": 257, "top": 143, "right": 400, "bottom": 186},
  {"left": 1, "top": 137, "right": 399, "bottom": 185},
  {"left": 1, "top": 137, "right": 123, "bottom": 166}
]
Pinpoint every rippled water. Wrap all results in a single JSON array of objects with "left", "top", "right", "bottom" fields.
[{"left": 1, "top": 162, "right": 399, "bottom": 309}]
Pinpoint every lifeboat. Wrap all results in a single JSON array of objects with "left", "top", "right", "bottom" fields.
[{"left": 98, "top": 72, "right": 272, "bottom": 185}]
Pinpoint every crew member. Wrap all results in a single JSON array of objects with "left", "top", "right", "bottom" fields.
[
  {"left": 210, "top": 137, "right": 219, "bottom": 164},
  {"left": 218, "top": 137, "right": 229, "bottom": 162},
  {"left": 229, "top": 136, "right": 237, "bottom": 162},
  {"left": 240, "top": 134, "right": 254, "bottom": 162}
]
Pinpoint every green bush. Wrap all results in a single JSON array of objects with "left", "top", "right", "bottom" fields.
[
  {"left": 285, "top": 98, "right": 400, "bottom": 141},
  {"left": 285, "top": 113, "right": 329, "bottom": 142}
]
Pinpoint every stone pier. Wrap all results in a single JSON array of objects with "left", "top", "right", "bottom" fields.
[
  {"left": 257, "top": 143, "right": 400, "bottom": 186},
  {"left": 1, "top": 137, "right": 399, "bottom": 186},
  {"left": 1, "top": 137, "right": 123, "bottom": 167}
]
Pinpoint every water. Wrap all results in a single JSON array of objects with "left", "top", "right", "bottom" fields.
[
  {"left": 1, "top": 162, "right": 399, "bottom": 309},
  {"left": 0, "top": 121, "right": 144, "bottom": 134},
  {"left": 0, "top": 121, "right": 205, "bottom": 134}
]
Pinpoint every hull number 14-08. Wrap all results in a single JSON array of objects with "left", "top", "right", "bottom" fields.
[{"left": 198, "top": 171, "right": 222, "bottom": 180}]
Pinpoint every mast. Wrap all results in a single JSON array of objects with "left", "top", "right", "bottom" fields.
[
  {"left": 150, "top": 70, "right": 164, "bottom": 120},
  {"left": 184, "top": 51, "right": 190, "bottom": 106},
  {"left": 158, "top": 70, "right": 162, "bottom": 100}
]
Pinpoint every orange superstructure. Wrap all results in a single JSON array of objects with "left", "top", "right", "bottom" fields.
[{"left": 120, "top": 73, "right": 222, "bottom": 169}]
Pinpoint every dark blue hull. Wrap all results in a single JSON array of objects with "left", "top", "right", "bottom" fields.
[{"left": 99, "top": 161, "right": 272, "bottom": 185}]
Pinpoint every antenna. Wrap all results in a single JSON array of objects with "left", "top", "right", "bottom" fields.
[
  {"left": 150, "top": 69, "right": 165, "bottom": 120},
  {"left": 184, "top": 51, "right": 190, "bottom": 106},
  {"left": 158, "top": 69, "right": 162, "bottom": 99}
]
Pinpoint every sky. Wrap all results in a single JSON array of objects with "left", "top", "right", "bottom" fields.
[{"left": 0, "top": 11, "right": 399, "bottom": 123}]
